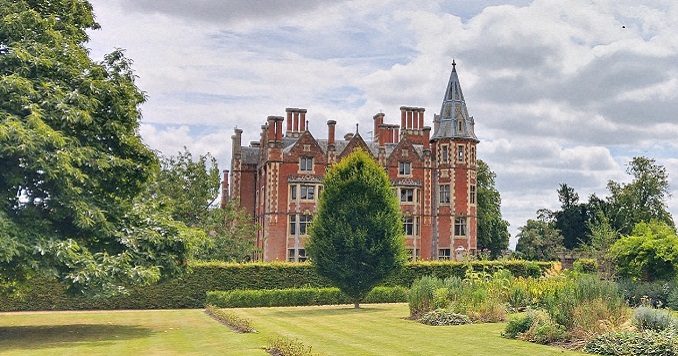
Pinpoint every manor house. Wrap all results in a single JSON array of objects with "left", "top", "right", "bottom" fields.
[{"left": 224, "top": 62, "right": 478, "bottom": 262}]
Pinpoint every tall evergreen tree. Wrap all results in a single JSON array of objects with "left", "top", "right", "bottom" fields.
[
  {"left": 0, "top": 0, "right": 198, "bottom": 295},
  {"left": 307, "top": 150, "right": 406, "bottom": 308}
]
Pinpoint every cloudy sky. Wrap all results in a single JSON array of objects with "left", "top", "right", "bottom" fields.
[{"left": 85, "top": 0, "right": 678, "bottom": 248}]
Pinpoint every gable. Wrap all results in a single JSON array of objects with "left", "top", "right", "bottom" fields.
[
  {"left": 283, "top": 130, "right": 327, "bottom": 165},
  {"left": 337, "top": 133, "right": 376, "bottom": 161}
]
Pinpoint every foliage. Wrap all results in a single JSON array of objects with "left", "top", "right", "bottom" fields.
[
  {"left": 192, "top": 200, "right": 259, "bottom": 262},
  {"left": 580, "top": 211, "right": 619, "bottom": 278},
  {"left": 476, "top": 160, "right": 510, "bottom": 258},
  {"left": 0, "top": 0, "right": 197, "bottom": 295},
  {"left": 205, "top": 286, "right": 407, "bottom": 308},
  {"left": 606, "top": 156, "right": 675, "bottom": 235},
  {"left": 609, "top": 221, "right": 678, "bottom": 282},
  {"left": 515, "top": 219, "right": 564, "bottom": 261},
  {"left": 573, "top": 258, "right": 598, "bottom": 274},
  {"left": 418, "top": 309, "right": 472, "bottom": 326},
  {"left": 504, "top": 309, "right": 566, "bottom": 344},
  {"left": 617, "top": 278, "right": 675, "bottom": 308},
  {"left": 584, "top": 328, "right": 678, "bottom": 356},
  {"left": 0, "top": 260, "right": 552, "bottom": 311},
  {"left": 669, "top": 285, "right": 678, "bottom": 310},
  {"left": 503, "top": 310, "right": 538, "bottom": 339},
  {"left": 554, "top": 184, "right": 592, "bottom": 249},
  {"left": 408, "top": 275, "right": 450, "bottom": 317},
  {"left": 633, "top": 306, "right": 678, "bottom": 332},
  {"left": 267, "top": 336, "right": 319, "bottom": 356},
  {"left": 204, "top": 304, "right": 255, "bottom": 333},
  {"left": 307, "top": 149, "right": 407, "bottom": 308}
]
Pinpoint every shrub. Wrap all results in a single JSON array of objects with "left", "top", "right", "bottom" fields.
[
  {"left": 633, "top": 306, "right": 678, "bottom": 332},
  {"left": 204, "top": 305, "right": 255, "bottom": 333},
  {"left": 569, "top": 298, "right": 630, "bottom": 340},
  {"left": 418, "top": 309, "right": 471, "bottom": 326},
  {"left": 668, "top": 285, "right": 678, "bottom": 310},
  {"left": 408, "top": 276, "right": 449, "bottom": 318},
  {"left": 573, "top": 258, "right": 599, "bottom": 274},
  {"left": 267, "top": 336, "right": 319, "bottom": 356},
  {"left": 618, "top": 278, "right": 675, "bottom": 307},
  {"left": 206, "top": 286, "right": 406, "bottom": 308},
  {"left": 518, "top": 309, "right": 567, "bottom": 344},
  {"left": 503, "top": 310, "right": 537, "bottom": 339},
  {"left": 584, "top": 328, "right": 678, "bottom": 355}
]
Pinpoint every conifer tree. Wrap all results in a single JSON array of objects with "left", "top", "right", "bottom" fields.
[{"left": 307, "top": 150, "right": 406, "bottom": 308}]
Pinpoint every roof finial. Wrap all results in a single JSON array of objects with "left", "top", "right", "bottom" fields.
[
  {"left": 452, "top": 59, "right": 456, "bottom": 70},
  {"left": 356, "top": 123, "right": 359, "bottom": 133}
]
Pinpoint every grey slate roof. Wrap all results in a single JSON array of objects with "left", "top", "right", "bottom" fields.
[{"left": 431, "top": 62, "right": 479, "bottom": 142}]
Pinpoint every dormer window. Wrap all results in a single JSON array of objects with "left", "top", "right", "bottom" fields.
[
  {"left": 399, "top": 162, "right": 411, "bottom": 176},
  {"left": 300, "top": 157, "right": 313, "bottom": 172}
]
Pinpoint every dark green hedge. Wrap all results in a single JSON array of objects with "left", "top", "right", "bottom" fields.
[
  {"left": 0, "top": 260, "right": 551, "bottom": 311},
  {"left": 206, "top": 286, "right": 408, "bottom": 308}
]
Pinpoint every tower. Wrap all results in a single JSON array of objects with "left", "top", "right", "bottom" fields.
[{"left": 430, "top": 61, "right": 479, "bottom": 260}]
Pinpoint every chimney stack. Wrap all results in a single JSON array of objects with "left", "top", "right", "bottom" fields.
[
  {"left": 423, "top": 126, "right": 431, "bottom": 150},
  {"left": 220, "top": 169, "right": 230, "bottom": 209},
  {"left": 232, "top": 128, "right": 243, "bottom": 158},
  {"left": 327, "top": 120, "right": 336, "bottom": 145},
  {"left": 344, "top": 132, "right": 354, "bottom": 141}
]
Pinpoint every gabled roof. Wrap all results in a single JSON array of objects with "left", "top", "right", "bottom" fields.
[{"left": 431, "top": 61, "right": 478, "bottom": 142}]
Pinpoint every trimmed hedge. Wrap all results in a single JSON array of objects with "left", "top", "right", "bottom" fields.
[{"left": 0, "top": 260, "right": 551, "bottom": 311}]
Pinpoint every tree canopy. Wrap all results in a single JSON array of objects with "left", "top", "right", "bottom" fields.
[
  {"left": 476, "top": 160, "right": 510, "bottom": 258},
  {"left": 0, "top": 0, "right": 197, "bottom": 295},
  {"left": 515, "top": 219, "right": 564, "bottom": 261},
  {"left": 609, "top": 221, "right": 678, "bottom": 282},
  {"left": 307, "top": 150, "right": 406, "bottom": 308}
]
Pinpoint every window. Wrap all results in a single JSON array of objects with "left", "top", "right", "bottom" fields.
[
  {"left": 441, "top": 145, "right": 448, "bottom": 163},
  {"left": 407, "top": 249, "right": 420, "bottom": 261},
  {"left": 399, "top": 161, "right": 411, "bottom": 175},
  {"left": 457, "top": 145, "right": 465, "bottom": 163},
  {"left": 290, "top": 214, "right": 312, "bottom": 235},
  {"left": 403, "top": 217, "right": 414, "bottom": 236},
  {"left": 300, "top": 185, "right": 315, "bottom": 200},
  {"left": 455, "top": 217, "right": 467, "bottom": 236},
  {"left": 400, "top": 188, "right": 414, "bottom": 203},
  {"left": 299, "top": 215, "right": 311, "bottom": 235},
  {"left": 470, "top": 185, "right": 476, "bottom": 204},
  {"left": 457, "top": 120, "right": 463, "bottom": 133},
  {"left": 439, "top": 184, "right": 450, "bottom": 204},
  {"left": 471, "top": 147, "right": 476, "bottom": 164},
  {"left": 291, "top": 185, "right": 297, "bottom": 200},
  {"left": 300, "top": 157, "right": 313, "bottom": 171},
  {"left": 287, "top": 248, "right": 307, "bottom": 262},
  {"left": 438, "top": 249, "right": 451, "bottom": 260}
]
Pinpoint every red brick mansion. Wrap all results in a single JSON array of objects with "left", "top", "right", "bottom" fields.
[{"left": 224, "top": 62, "right": 479, "bottom": 262}]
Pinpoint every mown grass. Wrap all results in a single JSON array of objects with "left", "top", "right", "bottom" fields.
[{"left": 0, "top": 304, "right": 585, "bottom": 355}]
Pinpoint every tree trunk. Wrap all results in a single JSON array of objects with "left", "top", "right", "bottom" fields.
[{"left": 354, "top": 300, "right": 360, "bottom": 309}]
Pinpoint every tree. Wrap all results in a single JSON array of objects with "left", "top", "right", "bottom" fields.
[
  {"left": 608, "top": 221, "right": 678, "bottom": 281},
  {"left": 148, "top": 148, "right": 258, "bottom": 262},
  {"left": 515, "top": 219, "right": 564, "bottom": 261},
  {"left": 476, "top": 160, "right": 510, "bottom": 258},
  {"left": 0, "top": 1, "right": 197, "bottom": 295},
  {"left": 149, "top": 148, "right": 220, "bottom": 226},
  {"left": 307, "top": 150, "right": 406, "bottom": 308},
  {"left": 607, "top": 157, "right": 674, "bottom": 235},
  {"left": 553, "top": 184, "right": 590, "bottom": 249}
]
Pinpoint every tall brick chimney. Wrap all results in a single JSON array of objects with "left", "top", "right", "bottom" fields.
[{"left": 327, "top": 120, "right": 336, "bottom": 145}]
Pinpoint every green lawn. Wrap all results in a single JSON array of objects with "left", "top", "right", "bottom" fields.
[{"left": 0, "top": 304, "right": 585, "bottom": 355}]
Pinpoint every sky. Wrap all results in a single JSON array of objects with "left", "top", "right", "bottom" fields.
[{"left": 85, "top": 0, "right": 678, "bottom": 248}]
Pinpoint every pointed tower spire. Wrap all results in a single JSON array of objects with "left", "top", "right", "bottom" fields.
[{"left": 431, "top": 61, "right": 478, "bottom": 142}]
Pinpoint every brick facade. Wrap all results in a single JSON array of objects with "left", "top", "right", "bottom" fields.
[{"left": 225, "top": 63, "right": 479, "bottom": 262}]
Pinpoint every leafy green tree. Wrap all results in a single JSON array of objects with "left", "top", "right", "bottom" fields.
[
  {"left": 607, "top": 157, "right": 674, "bottom": 235},
  {"left": 0, "top": 0, "right": 197, "bottom": 295},
  {"left": 148, "top": 149, "right": 258, "bottom": 261},
  {"left": 515, "top": 219, "right": 564, "bottom": 261},
  {"left": 307, "top": 150, "right": 406, "bottom": 308},
  {"left": 476, "top": 160, "right": 510, "bottom": 258},
  {"left": 149, "top": 148, "right": 220, "bottom": 226},
  {"left": 609, "top": 221, "right": 678, "bottom": 281},
  {"left": 582, "top": 210, "right": 619, "bottom": 278}
]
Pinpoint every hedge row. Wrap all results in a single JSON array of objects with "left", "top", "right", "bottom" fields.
[
  {"left": 206, "top": 286, "right": 408, "bottom": 308},
  {"left": 0, "top": 260, "right": 551, "bottom": 311}
]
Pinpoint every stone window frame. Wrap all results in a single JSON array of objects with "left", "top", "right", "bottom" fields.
[
  {"left": 438, "top": 248, "right": 451, "bottom": 260},
  {"left": 299, "top": 157, "right": 313, "bottom": 172},
  {"left": 439, "top": 184, "right": 450, "bottom": 204},
  {"left": 454, "top": 217, "right": 467, "bottom": 236},
  {"left": 398, "top": 161, "right": 411, "bottom": 176}
]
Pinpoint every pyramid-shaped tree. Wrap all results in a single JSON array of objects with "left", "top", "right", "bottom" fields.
[{"left": 307, "top": 149, "right": 406, "bottom": 308}]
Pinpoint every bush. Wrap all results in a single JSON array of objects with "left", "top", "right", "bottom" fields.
[
  {"left": 204, "top": 305, "right": 255, "bottom": 333},
  {"left": 205, "top": 286, "right": 406, "bottom": 308},
  {"left": 573, "top": 258, "right": 599, "bottom": 274},
  {"left": 267, "top": 336, "right": 319, "bottom": 356},
  {"left": 408, "top": 276, "right": 450, "bottom": 318},
  {"left": 633, "top": 306, "right": 678, "bottom": 332},
  {"left": 584, "top": 328, "right": 678, "bottom": 355},
  {"left": 418, "top": 309, "right": 471, "bottom": 326},
  {"left": 518, "top": 309, "right": 567, "bottom": 344},
  {"left": 503, "top": 310, "right": 537, "bottom": 339},
  {"left": 618, "top": 278, "right": 675, "bottom": 308},
  {"left": 0, "top": 260, "right": 553, "bottom": 311},
  {"left": 669, "top": 285, "right": 678, "bottom": 310}
]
